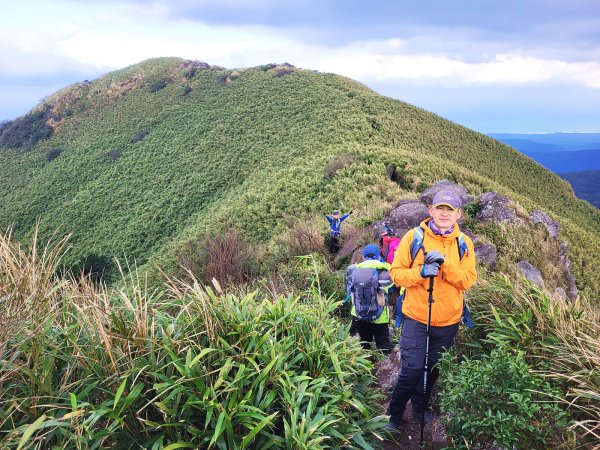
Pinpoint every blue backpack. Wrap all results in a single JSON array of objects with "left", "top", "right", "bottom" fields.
[{"left": 394, "top": 226, "right": 474, "bottom": 328}]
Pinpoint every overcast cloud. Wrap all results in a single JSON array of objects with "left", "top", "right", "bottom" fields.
[{"left": 1, "top": 0, "right": 599, "bottom": 132}]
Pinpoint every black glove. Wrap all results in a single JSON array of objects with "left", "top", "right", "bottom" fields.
[
  {"left": 349, "top": 210, "right": 353, "bottom": 215},
  {"left": 421, "top": 262, "right": 440, "bottom": 278},
  {"left": 424, "top": 250, "right": 445, "bottom": 265}
]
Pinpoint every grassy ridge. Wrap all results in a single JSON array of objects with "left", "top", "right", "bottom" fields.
[{"left": 0, "top": 57, "right": 598, "bottom": 295}]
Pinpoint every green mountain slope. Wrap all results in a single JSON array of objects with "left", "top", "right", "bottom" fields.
[
  {"left": 561, "top": 170, "right": 600, "bottom": 208},
  {"left": 0, "top": 57, "right": 598, "bottom": 295}
]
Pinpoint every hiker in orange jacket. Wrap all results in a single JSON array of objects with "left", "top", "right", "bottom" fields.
[{"left": 385, "top": 190, "right": 477, "bottom": 432}]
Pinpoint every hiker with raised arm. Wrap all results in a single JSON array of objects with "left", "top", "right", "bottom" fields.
[
  {"left": 325, "top": 210, "right": 352, "bottom": 254},
  {"left": 384, "top": 190, "right": 477, "bottom": 439},
  {"left": 345, "top": 244, "right": 394, "bottom": 354}
]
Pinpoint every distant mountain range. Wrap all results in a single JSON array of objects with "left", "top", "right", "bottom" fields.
[
  {"left": 488, "top": 132, "right": 600, "bottom": 152},
  {"left": 488, "top": 133, "right": 600, "bottom": 209}
]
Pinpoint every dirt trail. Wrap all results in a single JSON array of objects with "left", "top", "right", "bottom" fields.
[{"left": 375, "top": 347, "right": 451, "bottom": 450}]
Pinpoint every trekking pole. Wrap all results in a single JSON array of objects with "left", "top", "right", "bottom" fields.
[{"left": 419, "top": 276, "right": 434, "bottom": 449}]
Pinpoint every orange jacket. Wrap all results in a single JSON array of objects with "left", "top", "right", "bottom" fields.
[{"left": 390, "top": 219, "right": 477, "bottom": 326}]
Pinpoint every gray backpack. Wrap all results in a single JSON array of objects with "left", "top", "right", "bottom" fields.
[{"left": 351, "top": 266, "right": 384, "bottom": 321}]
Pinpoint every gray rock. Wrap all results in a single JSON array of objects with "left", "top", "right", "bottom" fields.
[
  {"left": 477, "top": 191, "right": 522, "bottom": 224},
  {"left": 475, "top": 242, "right": 497, "bottom": 269},
  {"left": 420, "top": 180, "right": 471, "bottom": 207},
  {"left": 557, "top": 241, "right": 578, "bottom": 300},
  {"left": 554, "top": 287, "right": 567, "bottom": 300},
  {"left": 516, "top": 261, "right": 544, "bottom": 288},
  {"left": 375, "top": 199, "right": 429, "bottom": 239},
  {"left": 463, "top": 229, "right": 479, "bottom": 243},
  {"left": 530, "top": 210, "right": 561, "bottom": 238}
]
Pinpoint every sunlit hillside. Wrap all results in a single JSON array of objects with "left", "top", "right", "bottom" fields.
[{"left": 0, "top": 57, "right": 598, "bottom": 295}]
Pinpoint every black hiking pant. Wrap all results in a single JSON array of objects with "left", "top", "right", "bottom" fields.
[
  {"left": 350, "top": 317, "right": 392, "bottom": 355},
  {"left": 388, "top": 316, "right": 458, "bottom": 421},
  {"left": 328, "top": 234, "right": 340, "bottom": 254}
]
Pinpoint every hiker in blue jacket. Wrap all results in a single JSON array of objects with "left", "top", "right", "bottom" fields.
[{"left": 325, "top": 210, "right": 352, "bottom": 253}]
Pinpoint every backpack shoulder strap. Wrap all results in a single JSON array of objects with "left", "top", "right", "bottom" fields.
[
  {"left": 457, "top": 232, "right": 468, "bottom": 260},
  {"left": 409, "top": 226, "right": 425, "bottom": 267}
]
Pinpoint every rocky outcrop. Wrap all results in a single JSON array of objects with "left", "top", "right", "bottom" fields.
[
  {"left": 558, "top": 241, "right": 579, "bottom": 300},
  {"left": 476, "top": 192, "right": 522, "bottom": 224},
  {"left": 475, "top": 242, "right": 498, "bottom": 269},
  {"left": 374, "top": 200, "right": 429, "bottom": 239},
  {"left": 420, "top": 179, "right": 475, "bottom": 207},
  {"left": 530, "top": 210, "right": 560, "bottom": 238},
  {"left": 516, "top": 261, "right": 544, "bottom": 288}
]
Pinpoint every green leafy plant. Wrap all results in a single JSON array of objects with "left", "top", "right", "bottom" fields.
[
  {"left": 439, "top": 346, "right": 568, "bottom": 449},
  {"left": 0, "top": 231, "right": 385, "bottom": 449}
]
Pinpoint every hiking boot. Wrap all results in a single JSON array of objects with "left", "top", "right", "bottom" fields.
[
  {"left": 383, "top": 419, "right": 404, "bottom": 434},
  {"left": 412, "top": 409, "right": 434, "bottom": 423}
]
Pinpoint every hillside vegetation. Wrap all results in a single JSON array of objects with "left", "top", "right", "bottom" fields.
[
  {"left": 1, "top": 58, "right": 599, "bottom": 448},
  {"left": 0, "top": 57, "right": 598, "bottom": 296},
  {"left": 561, "top": 170, "right": 600, "bottom": 209}
]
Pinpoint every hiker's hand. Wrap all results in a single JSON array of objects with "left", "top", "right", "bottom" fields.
[
  {"left": 424, "top": 250, "right": 445, "bottom": 265},
  {"left": 349, "top": 210, "right": 353, "bottom": 215},
  {"left": 421, "top": 263, "right": 440, "bottom": 278}
]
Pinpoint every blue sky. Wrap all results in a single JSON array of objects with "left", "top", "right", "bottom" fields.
[{"left": 1, "top": 0, "right": 599, "bottom": 133}]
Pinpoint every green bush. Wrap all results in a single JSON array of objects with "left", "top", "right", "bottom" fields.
[
  {"left": 439, "top": 346, "right": 568, "bottom": 449},
  {"left": 46, "top": 148, "right": 61, "bottom": 162},
  {"left": 148, "top": 78, "right": 171, "bottom": 93},
  {"left": 0, "top": 108, "right": 53, "bottom": 150}
]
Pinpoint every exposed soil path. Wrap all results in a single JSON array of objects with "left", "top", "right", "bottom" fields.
[{"left": 374, "top": 347, "right": 451, "bottom": 450}]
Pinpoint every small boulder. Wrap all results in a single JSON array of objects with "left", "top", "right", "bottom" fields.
[
  {"left": 420, "top": 179, "right": 472, "bottom": 207},
  {"left": 557, "top": 241, "right": 579, "bottom": 300},
  {"left": 530, "top": 210, "right": 560, "bottom": 238},
  {"left": 375, "top": 199, "right": 429, "bottom": 239},
  {"left": 475, "top": 242, "right": 497, "bottom": 269},
  {"left": 477, "top": 192, "right": 522, "bottom": 224},
  {"left": 554, "top": 287, "right": 567, "bottom": 300},
  {"left": 516, "top": 261, "right": 544, "bottom": 288}
]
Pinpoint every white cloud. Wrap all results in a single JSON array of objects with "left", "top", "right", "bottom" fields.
[{"left": 1, "top": 2, "right": 599, "bottom": 90}]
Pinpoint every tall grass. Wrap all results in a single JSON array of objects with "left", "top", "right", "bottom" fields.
[
  {"left": 0, "top": 232, "right": 385, "bottom": 449},
  {"left": 0, "top": 224, "right": 70, "bottom": 349}
]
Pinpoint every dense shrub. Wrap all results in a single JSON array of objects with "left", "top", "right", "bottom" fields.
[
  {"left": 439, "top": 346, "right": 568, "bottom": 449},
  {"left": 130, "top": 130, "right": 148, "bottom": 143},
  {"left": 176, "top": 227, "right": 260, "bottom": 288},
  {"left": 106, "top": 148, "right": 122, "bottom": 160},
  {"left": 385, "top": 163, "right": 412, "bottom": 190},
  {"left": 0, "top": 108, "right": 53, "bottom": 150},
  {"left": 148, "top": 78, "right": 171, "bottom": 93},
  {"left": 278, "top": 217, "right": 328, "bottom": 259},
  {"left": 453, "top": 278, "right": 600, "bottom": 446},
  {"left": 74, "top": 253, "right": 115, "bottom": 283},
  {"left": 182, "top": 85, "right": 192, "bottom": 96},
  {"left": 324, "top": 154, "right": 359, "bottom": 179},
  {"left": 46, "top": 148, "right": 61, "bottom": 162}
]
